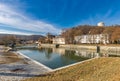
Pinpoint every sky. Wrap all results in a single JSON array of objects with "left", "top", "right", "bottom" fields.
[{"left": 0, "top": 0, "right": 120, "bottom": 35}]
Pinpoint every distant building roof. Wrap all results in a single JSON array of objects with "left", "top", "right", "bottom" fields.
[{"left": 97, "top": 22, "right": 105, "bottom": 27}]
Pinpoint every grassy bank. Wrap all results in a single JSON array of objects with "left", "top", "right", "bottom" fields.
[{"left": 24, "top": 57, "right": 120, "bottom": 81}]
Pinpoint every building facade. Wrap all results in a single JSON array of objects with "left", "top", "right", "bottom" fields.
[
  {"left": 74, "top": 34, "right": 109, "bottom": 44},
  {"left": 53, "top": 37, "right": 65, "bottom": 44}
]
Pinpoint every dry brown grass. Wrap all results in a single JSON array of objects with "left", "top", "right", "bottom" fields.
[{"left": 24, "top": 57, "right": 120, "bottom": 81}]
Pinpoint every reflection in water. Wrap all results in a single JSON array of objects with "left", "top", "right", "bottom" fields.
[
  {"left": 107, "top": 51, "right": 120, "bottom": 57},
  {"left": 52, "top": 48, "right": 100, "bottom": 58},
  {"left": 18, "top": 47, "right": 120, "bottom": 69},
  {"left": 38, "top": 48, "right": 53, "bottom": 59},
  {"left": 61, "top": 50, "right": 89, "bottom": 65},
  {"left": 52, "top": 48, "right": 65, "bottom": 55},
  {"left": 74, "top": 50, "right": 100, "bottom": 58},
  {"left": 45, "top": 48, "right": 53, "bottom": 59}
]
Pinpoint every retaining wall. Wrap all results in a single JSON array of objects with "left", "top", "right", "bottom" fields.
[{"left": 40, "top": 44, "right": 120, "bottom": 53}]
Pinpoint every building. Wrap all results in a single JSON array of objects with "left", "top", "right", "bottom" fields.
[
  {"left": 74, "top": 34, "right": 109, "bottom": 44},
  {"left": 74, "top": 22, "right": 109, "bottom": 44},
  {"left": 53, "top": 36, "right": 65, "bottom": 44},
  {"left": 45, "top": 33, "right": 55, "bottom": 44},
  {"left": 97, "top": 22, "right": 105, "bottom": 27}
]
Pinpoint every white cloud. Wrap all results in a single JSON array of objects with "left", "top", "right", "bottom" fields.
[
  {"left": 0, "top": 3, "right": 61, "bottom": 35},
  {"left": 0, "top": 29, "right": 32, "bottom": 35}
]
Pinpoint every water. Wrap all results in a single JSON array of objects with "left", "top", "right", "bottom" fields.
[{"left": 17, "top": 47, "right": 101, "bottom": 69}]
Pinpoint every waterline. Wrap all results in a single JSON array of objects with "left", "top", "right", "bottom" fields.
[
  {"left": 53, "top": 57, "right": 98, "bottom": 71},
  {"left": 16, "top": 52, "right": 52, "bottom": 71},
  {"left": 16, "top": 50, "right": 99, "bottom": 71}
]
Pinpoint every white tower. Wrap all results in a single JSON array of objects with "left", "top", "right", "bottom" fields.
[{"left": 97, "top": 22, "right": 105, "bottom": 27}]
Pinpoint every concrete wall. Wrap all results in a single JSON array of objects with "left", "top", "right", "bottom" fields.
[
  {"left": 53, "top": 38, "right": 65, "bottom": 44},
  {"left": 40, "top": 44, "right": 96, "bottom": 50},
  {"left": 74, "top": 34, "right": 109, "bottom": 44},
  {"left": 40, "top": 44, "right": 120, "bottom": 53}
]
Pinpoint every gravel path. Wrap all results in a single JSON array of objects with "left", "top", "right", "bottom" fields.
[{"left": 0, "top": 62, "right": 51, "bottom": 81}]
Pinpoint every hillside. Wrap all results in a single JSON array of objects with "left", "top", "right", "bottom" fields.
[
  {"left": 0, "top": 34, "right": 44, "bottom": 41},
  {"left": 61, "top": 25, "right": 120, "bottom": 44}
]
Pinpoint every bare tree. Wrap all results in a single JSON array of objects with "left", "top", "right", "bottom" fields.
[{"left": 2, "top": 35, "right": 17, "bottom": 47}]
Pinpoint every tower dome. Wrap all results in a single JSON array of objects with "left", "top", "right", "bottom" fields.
[{"left": 97, "top": 22, "right": 105, "bottom": 27}]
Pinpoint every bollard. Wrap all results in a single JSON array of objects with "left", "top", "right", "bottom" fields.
[
  {"left": 55, "top": 44, "right": 59, "bottom": 48},
  {"left": 97, "top": 45, "right": 100, "bottom": 53}
]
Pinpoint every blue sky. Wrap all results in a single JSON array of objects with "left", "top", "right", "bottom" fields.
[{"left": 0, "top": 0, "right": 120, "bottom": 35}]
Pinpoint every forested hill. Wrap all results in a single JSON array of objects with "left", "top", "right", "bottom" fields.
[
  {"left": 0, "top": 34, "right": 44, "bottom": 41},
  {"left": 61, "top": 25, "right": 120, "bottom": 42}
]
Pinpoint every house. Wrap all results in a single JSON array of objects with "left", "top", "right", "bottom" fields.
[
  {"left": 46, "top": 33, "right": 55, "bottom": 44},
  {"left": 53, "top": 36, "right": 65, "bottom": 44},
  {"left": 74, "top": 34, "right": 109, "bottom": 44}
]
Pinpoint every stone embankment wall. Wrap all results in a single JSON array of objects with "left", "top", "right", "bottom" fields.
[
  {"left": 40, "top": 44, "right": 120, "bottom": 53},
  {"left": 40, "top": 44, "right": 96, "bottom": 50}
]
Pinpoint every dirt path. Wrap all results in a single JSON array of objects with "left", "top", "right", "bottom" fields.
[{"left": 0, "top": 46, "right": 52, "bottom": 81}]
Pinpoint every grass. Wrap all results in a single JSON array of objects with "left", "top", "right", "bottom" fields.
[{"left": 24, "top": 57, "right": 120, "bottom": 81}]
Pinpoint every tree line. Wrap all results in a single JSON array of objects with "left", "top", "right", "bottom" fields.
[{"left": 61, "top": 25, "right": 120, "bottom": 44}]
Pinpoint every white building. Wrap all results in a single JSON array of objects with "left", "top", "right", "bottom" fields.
[
  {"left": 53, "top": 37, "right": 65, "bottom": 44},
  {"left": 74, "top": 34, "right": 109, "bottom": 44},
  {"left": 97, "top": 22, "right": 105, "bottom": 27}
]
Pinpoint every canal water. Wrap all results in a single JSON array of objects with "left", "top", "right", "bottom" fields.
[{"left": 17, "top": 47, "right": 102, "bottom": 69}]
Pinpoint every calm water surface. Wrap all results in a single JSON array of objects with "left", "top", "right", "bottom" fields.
[{"left": 18, "top": 47, "right": 100, "bottom": 69}]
